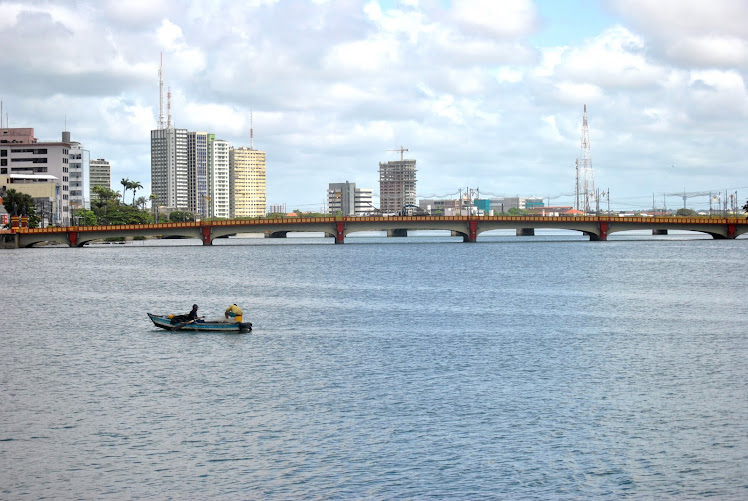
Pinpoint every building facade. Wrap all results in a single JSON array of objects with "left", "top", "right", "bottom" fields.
[
  {"left": 378, "top": 159, "right": 416, "bottom": 214},
  {"left": 67, "top": 132, "right": 90, "bottom": 211},
  {"left": 151, "top": 127, "right": 188, "bottom": 211},
  {"left": 327, "top": 181, "right": 374, "bottom": 216},
  {"left": 209, "top": 136, "right": 231, "bottom": 219},
  {"left": 230, "top": 147, "right": 266, "bottom": 218},
  {"left": 1, "top": 128, "right": 79, "bottom": 225},
  {"left": 89, "top": 158, "right": 111, "bottom": 198},
  {"left": 188, "top": 131, "right": 209, "bottom": 218}
]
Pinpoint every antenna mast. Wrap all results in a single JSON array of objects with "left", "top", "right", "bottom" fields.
[
  {"left": 158, "top": 53, "right": 166, "bottom": 129},
  {"left": 250, "top": 110, "right": 254, "bottom": 150},
  {"left": 167, "top": 87, "right": 172, "bottom": 129},
  {"left": 578, "top": 105, "right": 595, "bottom": 213}
]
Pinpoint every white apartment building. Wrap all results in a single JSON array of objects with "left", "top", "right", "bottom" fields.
[
  {"left": 67, "top": 132, "right": 90, "bottom": 211},
  {"left": 209, "top": 137, "right": 231, "bottom": 219},
  {"left": 188, "top": 131, "right": 209, "bottom": 217},
  {"left": 151, "top": 127, "right": 189, "bottom": 211}
]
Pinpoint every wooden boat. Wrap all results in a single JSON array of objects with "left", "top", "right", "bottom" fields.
[{"left": 147, "top": 313, "right": 252, "bottom": 333}]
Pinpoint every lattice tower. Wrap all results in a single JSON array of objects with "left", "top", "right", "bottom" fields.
[{"left": 578, "top": 104, "right": 595, "bottom": 213}]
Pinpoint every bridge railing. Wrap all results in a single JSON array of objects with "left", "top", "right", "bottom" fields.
[{"left": 10, "top": 214, "right": 746, "bottom": 234}]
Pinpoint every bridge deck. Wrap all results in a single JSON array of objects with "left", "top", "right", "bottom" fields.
[{"left": 9, "top": 215, "right": 748, "bottom": 247}]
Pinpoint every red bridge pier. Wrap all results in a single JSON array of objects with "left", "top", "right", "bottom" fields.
[{"left": 335, "top": 221, "right": 345, "bottom": 244}]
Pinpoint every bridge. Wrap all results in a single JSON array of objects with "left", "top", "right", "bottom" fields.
[{"left": 7, "top": 215, "right": 747, "bottom": 248}]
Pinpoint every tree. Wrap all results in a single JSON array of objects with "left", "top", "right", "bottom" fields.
[
  {"left": 2, "top": 189, "right": 40, "bottom": 227},
  {"left": 120, "top": 178, "right": 131, "bottom": 205},
  {"left": 105, "top": 204, "right": 153, "bottom": 225},
  {"left": 74, "top": 208, "right": 98, "bottom": 226},
  {"left": 169, "top": 211, "right": 194, "bottom": 222},
  {"left": 130, "top": 181, "right": 143, "bottom": 205},
  {"left": 134, "top": 196, "right": 148, "bottom": 211},
  {"left": 743, "top": 200, "right": 748, "bottom": 213},
  {"left": 676, "top": 208, "right": 698, "bottom": 217}
]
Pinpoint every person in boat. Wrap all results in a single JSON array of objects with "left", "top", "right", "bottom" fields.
[
  {"left": 170, "top": 304, "right": 202, "bottom": 324},
  {"left": 225, "top": 303, "right": 243, "bottom": 323},
  {"left": 187, "top": 304, "right": 200, "bottom": 321}
]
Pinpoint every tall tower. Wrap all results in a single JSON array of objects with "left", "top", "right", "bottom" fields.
[
  {"left": 158, "top": 53, "right": 166, "bottom": 130},
  {"left": 577, "top": 105, "right": 595, "bottom": 213}
]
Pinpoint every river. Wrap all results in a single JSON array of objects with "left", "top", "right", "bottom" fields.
[{"left": 1, "top": 231, "right": 747, "bottom": 499}]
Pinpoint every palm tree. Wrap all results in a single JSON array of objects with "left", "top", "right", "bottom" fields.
[
  {"left": 134, "top": 196, "right": 148, "bottom": 211},
  {"left": 120, "top": 178, "right": 131, "bottom": 205},
  {"left": 130, "top": 181, "right": 143, "bottom": 205}
]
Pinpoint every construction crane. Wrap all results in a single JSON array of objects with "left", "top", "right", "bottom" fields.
[{"left": 387, "top": 146, "right": 409, "bottom": 161}]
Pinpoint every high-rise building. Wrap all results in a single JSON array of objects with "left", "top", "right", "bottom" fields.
[
  {"left": 89, "top": 158, "right": 111, "bottom": 198},
  {"left": 327, "top": 181, "right": 374, "bottom": 216},
  {"left": 67, "top": 131, "right": 90, "bottom": 211},
  {"left": 151, "top": 127, "right": 188, "bottom": 211},
  {"left": 209, "top": 136, "right": 230, "bottom": 219},
  {"left": 378, "top": 158, "right": 417, "bottom": 214},
  {"left": 0, "top": 127, "right": 82, "bottom": 225},
  {"left": 188, "top": 131, "right": 209, "bottom": 217},
  {"left": 230, "top": 147, "right": 266, "bottom": 218}
]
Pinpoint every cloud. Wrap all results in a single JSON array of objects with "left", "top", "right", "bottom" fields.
[
  {"left": 610, "top": 0, "right": 748, "bottom": 68},
  {"left": 452, "top": 0, "right": 540, "bottom": 39},
  {"left": 0, "top": 0, "right": 745, "bottom": 210}
]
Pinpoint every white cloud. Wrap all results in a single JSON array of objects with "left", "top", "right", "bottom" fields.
[
  {"left": 555, "top": 26, "right": 666, "bottom": 89},
  {"left": 452, "top": 0, "right": 539, "bottom": 39},
  {"left": 1, "top": 0, "right": 746, "bottom": 209},
  {"left": 610, "top": 0, "right": 748, "bottom": 68}
]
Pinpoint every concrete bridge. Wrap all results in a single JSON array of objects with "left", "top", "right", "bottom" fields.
[{"left": 8, "top": 215, "right": 748, "bottom": 248}]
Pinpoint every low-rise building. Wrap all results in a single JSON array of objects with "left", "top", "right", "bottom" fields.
[{"left": 1, "top": 174, "right": 59, "bottom": 227}]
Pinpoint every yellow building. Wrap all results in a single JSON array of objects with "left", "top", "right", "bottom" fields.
[{"left": 229, "top": 147, "right": 266, "bottom": 218}]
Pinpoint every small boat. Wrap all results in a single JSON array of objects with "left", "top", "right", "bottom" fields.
[{"left": 147, "top": 313, "right": 252, "bottom": 333}]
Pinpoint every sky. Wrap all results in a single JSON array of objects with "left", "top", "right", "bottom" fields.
[{"left": 1, "top": 0, "right": 747, "bottom": 212}]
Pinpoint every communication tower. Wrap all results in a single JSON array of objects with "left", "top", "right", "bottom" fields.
[
  {"left": 158, "top": 53, "right": 166, "bottom": 129},
  {"left": 576, "top": 105, "right": 595, "bottom": 213}
]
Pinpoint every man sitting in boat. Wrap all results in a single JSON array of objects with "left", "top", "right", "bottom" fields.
[
  {"left": 170, "top": 304, "right": 202, "bottom": 324},
  {"left": 225, "top": 304, "right": 243, "bottom": 323}
]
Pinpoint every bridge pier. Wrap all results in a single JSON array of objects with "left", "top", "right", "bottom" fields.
[
  {"left": 335, "top": 221, "right": 345, "bottom": 244},
  {"left": 463, "top": 221, "right": 478, "bottom": 243},
  {"left": 201, "top": 226, "right": 212, "bottom": 246},
  {"left": 265, "top": 231, "right": 289, "bottom": 238},
  {"left": 516, "top": 228, "right": 535, "bottom": 236},
  {"left": 68, "top": 231, "right": 78, "bottom": 247},
  {"left": 387, "top": 229, "right": 408, "bottom": 237}
]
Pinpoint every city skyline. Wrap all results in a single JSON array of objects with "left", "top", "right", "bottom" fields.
[{"left": 1, "top": 0, "right": 746, "bottom": 212}]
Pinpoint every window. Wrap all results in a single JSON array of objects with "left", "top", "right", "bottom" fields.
[
  {"left": 1, "top": 168, "right": 6, "bottom": 174},
  {"left": 0, "top": 159, "right": 6, "bottom": 166},
  {"left": 0, "top": 150, "right": 6, "bottom": 157}
]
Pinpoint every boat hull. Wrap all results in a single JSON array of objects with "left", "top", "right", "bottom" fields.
[{"left": 147, "top": 313, "right": 252, "bottom": 333}]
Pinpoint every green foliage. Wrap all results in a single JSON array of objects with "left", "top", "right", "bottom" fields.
[
  {"left": 168, "top": 211, "right": 195, "bottom": 222},
  {"left": 2, "top": 189, "right": 40, "bottom": 228},
  {"left": 676, "top": 208, "right": 698, "bottom": 217},
  {"left": 74, "top": 209, "right": 98, "bottom": 226},
  {"left": 105, "top": 204, "right": 153, "bottom": 225},
  {"left": 743, "top": 200, "right": 748, "bottom": 213},
  {"left": 507, "top": 207, "right": 528, "bottom": 216}
]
